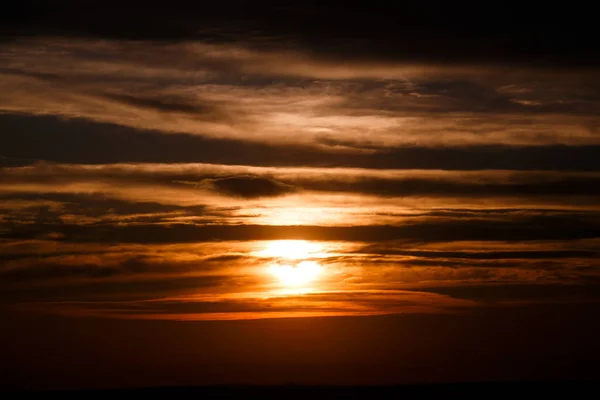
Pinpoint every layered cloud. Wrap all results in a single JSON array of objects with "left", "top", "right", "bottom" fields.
[
  {"left": 2, "top": 38, "right": 600, "bottom": 149},
  {"left": 1, "top": 12, "right": 600, "bottom": 321},
  {"left": 3, "top": 2, "right": 598, "bottom": 69},
  {"left": 3, "top": 160, "right": 600, "bottom": 321},
  {"left": 4, "top": 232, "right": 599, "bottom": 319},
  {"left": 3, "top": 162, "right": 600, "bottom": 206}
]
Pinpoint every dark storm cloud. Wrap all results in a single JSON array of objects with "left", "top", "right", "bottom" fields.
[
  {"left": 2, "top": 114, "right": 599, "bottom": 170},
  {"left": 3, "top": 1, "right": 599, "bottom": 69}
]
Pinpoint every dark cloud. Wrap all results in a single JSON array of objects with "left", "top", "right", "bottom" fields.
[
  {"left": 0, "top": 192, "right": 208, "bottom": 216},
  {"left": 103, "top": 93, "right": 242, "bottom": 123},
  {"left": 0, "top": 255, "right": 239, "bottom": 284},
  {"left": 2, "top": 262, "right": 128, "bottom": 282},
  {"left": 0, "top": 274, "right": 234, "bottom": 304},
  {"left": 38, "top": 297, "right": 342, "bottom": 317},
  {"left": 295, "top": 175, "right": 600, "bottom": 199},
  {"left": 202, "top": 254, "right": 249, "bottom": 263},
  {"left": 2, "top": 114, "right": 599, "bottom": 171},
  {"left": 325, "top": 253, "right": 600, "bottom": 273},
  {"left": 384, "top": 258, "right": 567, "bottom": 270},
  {"left": 0, "top": 193, "right": 219, "bottom": 228},
  {"left": 2, "top": 2, "right": 599, "bottom": 69},
  {"left": 4, "top": 164, "right": 600, "bottom": 205},
  {"left": 203, "top": 175, "right": 296, "bottom": 198},
  {"left": 353, "top": 247, "right": 599, "bottom": 260},
  {"left": 104, "top": 94, "right": 212, "bottom": 114},
  {"left": 337, "top": 79, "right": 600, "bottom": 117},
  {"left": 9, "top": 289, "right": 472, "bottom": 321},
  {"left": 1, "top": 2, "right": 600, "bottom": 330},
  {"left": 422, "top": 283, "right": 600, "bottom": 303},
  {"left": 4, "top": 213, "right": 600, "bottom": 244}
]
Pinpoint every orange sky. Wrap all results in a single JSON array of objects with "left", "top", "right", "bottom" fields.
[{"left": 2, "top": 1, "right": 600, "bottom": 389}]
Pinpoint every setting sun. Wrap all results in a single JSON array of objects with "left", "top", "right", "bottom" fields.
[
  {"left": 260, "top": 240, "right": 322, "bottom": 260},
  {"left": 259, "top": 240, "right": 324, "bottom": 287},
  {"left": 270, "top": 261, "right": 321, "bottom": 286}
]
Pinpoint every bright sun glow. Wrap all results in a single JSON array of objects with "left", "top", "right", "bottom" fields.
[
  {"left": 270, "top": 261, "right": 321, "bottom": 287},
  {"left": 260, "top": 240, "right": 322, "bottom": 260},
  {"left": 260, "top": 240, "right": 324, "bottom": 287}
]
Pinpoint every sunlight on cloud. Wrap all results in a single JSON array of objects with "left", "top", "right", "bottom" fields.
[
  {"left": 2, "top": 38, "right": 600, "bottom": 147},
  {"left": 258, "top": 240, "right": 326, "bottom": 293},
  {"left": 258, "top": 240, "right": 324, "bottom": 260},
  {"left": 2, "top": 36, "right": 600, "bottom": 323}
]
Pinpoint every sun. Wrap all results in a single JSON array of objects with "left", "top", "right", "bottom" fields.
[
  {"left": 269, "top": 261, "right": 321, "bottom": 287},
  {"left": 260, "top": 240, "right": 322, "bottom": 260},
  {"left": 260, "top": 240, "right": 323, "bottom": 287}
]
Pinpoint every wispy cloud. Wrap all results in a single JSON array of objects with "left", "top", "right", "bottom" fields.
[
  {"left": 2, "top": 38, "right": 600, "bottom": 148},
  {"left": 1, "top": 26, "right": 600, "bottom": 322},
  {"left": 3, "top": 162, "right": 600, "bottom": 207}
]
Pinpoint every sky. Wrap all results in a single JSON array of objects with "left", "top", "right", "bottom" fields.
[{"left": 1, "top": 1, "right": 600, "bottom": 389}]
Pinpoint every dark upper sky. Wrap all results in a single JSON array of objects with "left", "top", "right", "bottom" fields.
[
  {"left": 1, "top": 1, "right": 600, "bottom": 390},
  {"left": 3, "top": 1, "right": 599, "bottom": 67}
]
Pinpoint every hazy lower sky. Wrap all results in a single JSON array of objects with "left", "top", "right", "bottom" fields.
[{"left": 1, "top": 1, "right": 600, "bottom": 389}]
